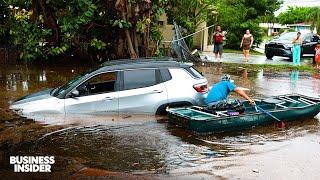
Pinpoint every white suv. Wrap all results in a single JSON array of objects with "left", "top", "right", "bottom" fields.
[{"left": 10, "top": 59, "right": 208, "bottom": 115}]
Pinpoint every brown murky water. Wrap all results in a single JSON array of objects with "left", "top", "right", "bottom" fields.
[{"left": 0, "top": 62, "right": 320, "bottom": 179}]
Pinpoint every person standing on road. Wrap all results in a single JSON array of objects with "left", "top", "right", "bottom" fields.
[
  {"left": 240, "top": 29, "right": 254, "bottom": 63},
  {"left": 314, "top": 42, "right": 320, "bottom": 70},
  {"left": 292, "top": 32, "right": 302, "bottom": 66},
  {"left": 212, "top": 25, "right": 225, "bottom": 62}
]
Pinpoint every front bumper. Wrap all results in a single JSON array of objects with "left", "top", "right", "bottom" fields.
[{"left": 265, "top": 47, "right": 292, "bottom": 57}]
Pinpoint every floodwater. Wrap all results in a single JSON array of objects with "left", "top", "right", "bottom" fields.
[{"left": 0, "top": 62, "right": 320, "bottom": 179}]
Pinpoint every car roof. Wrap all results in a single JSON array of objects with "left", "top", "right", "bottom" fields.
[{"left": 98, "top": 57, "right": 192, "bottom": 72}]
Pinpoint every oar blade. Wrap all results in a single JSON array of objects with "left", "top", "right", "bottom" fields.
[{"left": 274, "top": 121, "right": 285, "bottom": 128}]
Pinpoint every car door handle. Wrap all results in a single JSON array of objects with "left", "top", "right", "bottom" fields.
[
  {"left": 150, "top": 90, "right": 163, "bottom": 94},
  {"left": 104, "top": 97, "right": 113, "bottom": 101}
]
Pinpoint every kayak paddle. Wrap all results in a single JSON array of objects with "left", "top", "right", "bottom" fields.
[{"left": 255, "top": 105, "right": 285, "bottom": 128}]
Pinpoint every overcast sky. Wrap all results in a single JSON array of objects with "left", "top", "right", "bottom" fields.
[{"left": 275, "top": 0, "right": 320, "bottom": 16}]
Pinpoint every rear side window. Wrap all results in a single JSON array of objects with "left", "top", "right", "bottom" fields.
[
  {"left": 159, "top": 68, "right": 172, "bottom": 82},
  {"left": 184, "top": 67, "right": 203, "bottom": 79},
  {"left": 123, "top": 69, "right": 157, "bottom": 90},
  {"left": 304, "top": 35, "right": 311, "bottom": 43}
]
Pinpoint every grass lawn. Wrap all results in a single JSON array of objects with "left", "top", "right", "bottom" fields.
[{"left": 222, "top": 62, "right": 317, "bottom": 73}]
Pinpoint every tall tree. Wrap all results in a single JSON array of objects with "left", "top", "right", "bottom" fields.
[
  {"left": 277, "top": 7, "right": 313, "bottom": 25},
  {"left": 1, "top": 0, "right": 168, "bottom": 61},
  {"left": 166, "top": 0, "right": 217, "bottom": 46},
  {"left": 307, "top": 7, "right": 320, "bottom": 34},
  {"left": 215, "top": 0, "right": 282, "bottom": 49}
]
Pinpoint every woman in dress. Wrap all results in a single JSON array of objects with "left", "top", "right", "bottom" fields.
[
  {"left": 240, "top": 29, "right": 254, "bottom": 63},
  {"left": 292, "top": 32, "right": 303, "bottom": 66}
]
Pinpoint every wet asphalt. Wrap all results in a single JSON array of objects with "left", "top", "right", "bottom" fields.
[{"left": 201, "top": 52, "right": 314, "bottom": 65}]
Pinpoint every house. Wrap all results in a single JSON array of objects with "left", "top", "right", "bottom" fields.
[
  {"left": 259, "top": 23, "right": 287, "bottom": 36},
  {"left": 287, "top": 23, "right": 317, "bottom": 34},
  {"left": 259, "top": 22, "right": 317, "bottom": 36}
]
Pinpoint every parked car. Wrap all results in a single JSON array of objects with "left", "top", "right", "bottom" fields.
[
  {"left": 265, "top": 32, "right": 320, "bottom": 62},
  {"left": 10, "top": 59, "right": 208, "bottom": 115}
]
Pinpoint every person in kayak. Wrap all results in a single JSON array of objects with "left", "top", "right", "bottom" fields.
[{"left": 205, "top": 74, "right": 255, "bottom": 108}]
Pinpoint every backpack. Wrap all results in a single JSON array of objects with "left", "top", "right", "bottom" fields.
[{"left": 214, "top": 32, "right": 224, "bottom": 44}]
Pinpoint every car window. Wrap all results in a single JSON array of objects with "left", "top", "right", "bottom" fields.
[
  {"left": 277, "top": 32, "right": 307, "bottom": 41},
  {"left": 159, "top": 68, "right": 172, "bottom": 82},
  {"left": 278, "top": 32, "right": 296, "bottom": 41},
  {"left": 123, "top": 69, "right": 157, "bottom": 90},
  {"left": 77, "top": 72, "right": 118, "bottom": 96},
  {"left": 304, "top": 34, "right": 311, "bottom": 43},
  {"left": 184, "top": 67, "right": 203, "bottom": 79}
]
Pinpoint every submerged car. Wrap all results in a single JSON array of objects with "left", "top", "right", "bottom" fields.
[
  {"left": 265, "top": 32, "right": 320, "bottom": 61},
  {"left": 10, "top": 59, "right": 208, "bottom": 115}
]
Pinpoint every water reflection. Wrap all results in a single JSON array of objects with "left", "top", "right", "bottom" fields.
[
  {"left": 6, "top": 74, "right": 17, "bottom": 91},
  {"left": 256, "top": 69, "right": 263, "bottom": 80},
  {"left": 290, "top": 70, "right": 299, "bottom": 92},
  {"left": 39, "top": 70, "right": 47, "bottom": 82},
  {"left": 312, "top": 73, "right": 320, "bottom": 96},
  {"left": 22, "top": 80, "right": 28, "bottom": 91}
]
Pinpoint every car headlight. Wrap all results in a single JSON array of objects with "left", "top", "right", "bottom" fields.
[{"left": 284, "top": 44, "right": 293, "bottom": 49}]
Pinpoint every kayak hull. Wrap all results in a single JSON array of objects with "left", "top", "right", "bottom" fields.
[{"left": 167, "top": 94, "right": 320, "bottom": 133}]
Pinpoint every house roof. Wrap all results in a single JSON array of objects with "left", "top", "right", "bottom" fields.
[{"left": 287, "top": 23, "right": 311, "bottom": 27}]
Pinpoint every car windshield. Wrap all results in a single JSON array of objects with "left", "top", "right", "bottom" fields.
[
  {"left": 51, "top": 68, "right": 97, "bottom": 97},
  {"left": 277, "top": 32, "right": 305, "bottom": 41}
]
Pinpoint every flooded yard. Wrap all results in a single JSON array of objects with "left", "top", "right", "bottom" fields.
[{"left": 0, "top": 62, "right": 320, "bottom": 179}]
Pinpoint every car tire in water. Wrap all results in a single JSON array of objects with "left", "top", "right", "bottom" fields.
[
  {"left": 266, "top": 53, "right": 273, "bottom": 60},
  {"left": 156, "top": 101, "right": 193, "bottom": 115}
]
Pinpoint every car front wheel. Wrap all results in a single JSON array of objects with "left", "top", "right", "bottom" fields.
[{"left": 266, "top": 53, "right": 273, "bottom": 60}]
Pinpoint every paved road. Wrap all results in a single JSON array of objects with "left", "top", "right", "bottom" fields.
[{"left": 200, "top": 51, "right": 313, "bottom": 66}]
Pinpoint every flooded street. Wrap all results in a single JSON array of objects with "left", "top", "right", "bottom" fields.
[{"left": 1, "top": 62, "right": 320, "bottom": 179}]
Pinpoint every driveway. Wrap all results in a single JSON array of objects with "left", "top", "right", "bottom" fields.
[{"left": 200, "top": 51, "right": 314, "bottom": 66}]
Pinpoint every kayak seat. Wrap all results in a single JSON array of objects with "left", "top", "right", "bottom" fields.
[{"left": 262, "top": 98, "right": 284, "bottom": 104}]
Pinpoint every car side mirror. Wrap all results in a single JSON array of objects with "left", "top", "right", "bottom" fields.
[{"left": 70, "top": 90, "right": 79, "bottom": 97}]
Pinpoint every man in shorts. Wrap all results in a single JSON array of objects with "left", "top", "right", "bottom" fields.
[{"left": 212, "top": 25, "right": 225, "bottom": 62}]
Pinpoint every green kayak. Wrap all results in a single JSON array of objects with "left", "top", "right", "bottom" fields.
[{"left": 166, "top": 94, "right": 320, "bottom": 134}]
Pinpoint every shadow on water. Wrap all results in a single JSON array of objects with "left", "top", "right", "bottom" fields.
[{"left": 0, "top": 62, "right": 320, "bottom": 178}]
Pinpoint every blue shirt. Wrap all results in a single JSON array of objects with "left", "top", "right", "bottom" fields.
[{"left": 205, "top": 80, "right": 236, "bottom": 104}]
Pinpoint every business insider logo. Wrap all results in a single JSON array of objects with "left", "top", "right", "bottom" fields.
[{"left": 10, "top": 156, "right": 55, "bottom": 172}]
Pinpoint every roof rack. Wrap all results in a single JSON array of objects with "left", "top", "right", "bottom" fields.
[{"left": 101, "top": 57, "right": 177, "bottom": 66}]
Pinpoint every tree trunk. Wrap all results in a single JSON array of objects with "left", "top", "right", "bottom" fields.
[
  {"left": 132, "top": 30, "right": 139, "bottom": 56},
  {"left": 115, "top": 0, "right": 138, "bottom": 59},
  {"left": 30, "top": 0, "right": 38, "bottom": 22},
  {"left": 38, "top": 0, "right": 60, "bottom": 43},
  {"left": 146, "top": 25, "right": 150, "bottom": 57},
  {"left": 116, "top": 35, "right": 126, "bottom": 58},
  {"left": 143, "top": 32, "right": 147, "bottom": 57}
]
